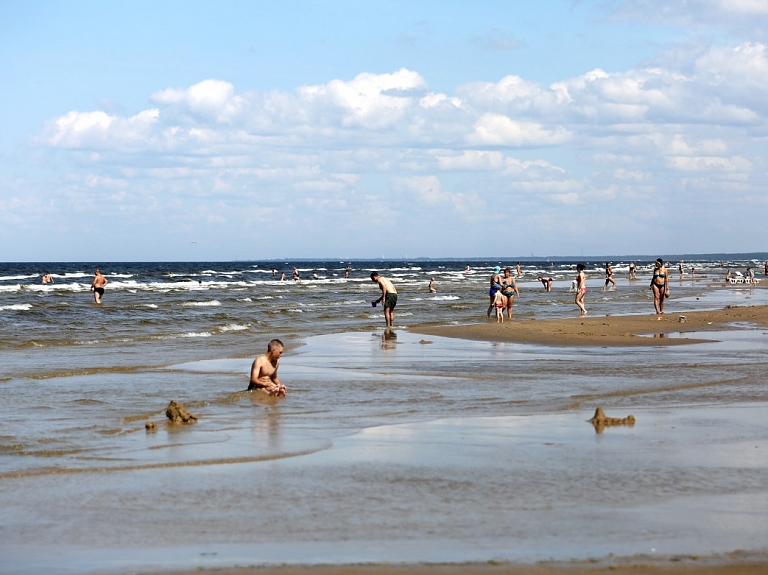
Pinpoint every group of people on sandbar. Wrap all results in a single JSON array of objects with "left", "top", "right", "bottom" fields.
[{"left": 486, "top": 259, "right": 675, "bottom": 318}]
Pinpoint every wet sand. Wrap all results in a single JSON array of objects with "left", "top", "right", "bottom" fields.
[
  {"left": 156, "top": 557, "right": 768, "bottom": 575},
  {"left": 412, "top": 304, "right": 768, "bottom": 347}
]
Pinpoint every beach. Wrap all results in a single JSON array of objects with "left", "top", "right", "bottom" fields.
[
  {"left": 413, "top": 304, "right": 768, "bottom": 347},
  {"left": 1, "top": 259, "right": 767, "bottom": 575}
]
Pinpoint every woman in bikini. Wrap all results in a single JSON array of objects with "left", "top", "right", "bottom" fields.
[
  {"left": 575, "top": 263, "right": 587, "bottom": 316},
  {"left": 603, "top": 262, "right": 616, "bottom": 290},
  {"left": 651, "top": 258, "right": 669, "bottom": 316},
  {"left": 500, "top": 267, "right": 520, "bottom": 319}
]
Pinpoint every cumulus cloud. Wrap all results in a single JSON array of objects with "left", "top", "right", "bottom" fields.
[{"left": 33, "top": 40, "right": 768, "bottom": 255}]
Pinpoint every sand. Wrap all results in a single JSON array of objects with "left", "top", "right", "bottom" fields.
[
  {"left": 153, "top": 555, "right": 768, "bottom": 575},
  {"left": 412, "top": 304, "right": 768, "bottom": 347}
]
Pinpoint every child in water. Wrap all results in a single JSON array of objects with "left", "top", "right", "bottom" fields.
[{"left": 493, "top": 289, "right": 505, "bottom": 322}]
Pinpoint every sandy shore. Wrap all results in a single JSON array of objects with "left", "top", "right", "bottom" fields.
[
  {"left": 412, "top": 304, "right": 768, "bottom": 347},
  {"left": 153, "top": 554, "right": 768, "bottom": 575}
]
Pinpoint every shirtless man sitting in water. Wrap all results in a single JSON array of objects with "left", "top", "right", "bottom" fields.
[{"left": 249, "top": 339, "right": 287, "bottom": 397}]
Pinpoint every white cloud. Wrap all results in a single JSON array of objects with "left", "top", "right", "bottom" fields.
[{"left": 30, "top": 41, "right": 768, "bottom": 256}]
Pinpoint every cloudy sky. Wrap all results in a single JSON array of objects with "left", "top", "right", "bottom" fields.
[{"left": 2, "top": 0, "right": 767, "bottom": 261}]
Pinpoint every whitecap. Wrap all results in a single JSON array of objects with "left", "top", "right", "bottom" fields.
[
  {"left": 183, "top": 300, "right": 221, "bottom": 307},
  {"left": 431, "top": 295, "right": 460, "bottom": 301},
  {"left": 181, "top": 332, "right": 212, "bottom": 338},
  {"left": 237, "top": 298, "right": 253, "bottom": 302},
  {"left": 0, "top": 303, "right": 32, "bottom": 311},
  {"left": 219, "top": 323, "right": 249, "bottom": 332}
]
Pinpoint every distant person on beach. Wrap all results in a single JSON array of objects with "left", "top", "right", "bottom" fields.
[
  {"left": 651, "top": 258, "right": 669, "bottom": 316},
  {"left": 90, "top": 269, "right": 108, "bottom": 304},
  {"left": 280, "top": 272, "right": 285, "bottom": 281},
  {"left": 428, "top": 277, "right": 436, "bottom": 293},
  {"left": 486, "top": 266, "right": 503, "bottom": 318},
  {"left": 465, "top": 265, "right": 471, "bottom": 272},
  {"left": 603, "top": 262, "right": 616, "bottom": 291},
  {"left": 690, "top": 266, "right": 696, "bottom": 277},
  {"left": 293, "top": 268, "right": 300, "bottom": 282},
  {"left": 345, "top": 266, "right": 351, "bottom": 279},
  {"left": 248, "top": 339, "right": 287, "bottom": 397},
  {"left": 746, "top": 266, "right": 756, "bottom": 285},
  {"left": 493, "top": 288, "right": 505, "bottom": 322},
  {"left": 537, "top": 276, "right": 553, "bottom": 292},
  {"left": 575, "top": 264, "right": 587, "bottom": 316},
  {"left": 764, "top": 261, "right": 768, "bottom": 276},
  {"left": 628, "top": 262, "right": 637, "bottom": 280},
  {"left": 371, "top": 272, "right": 397, "bottom": 328},
  {"left": 726, "top": 270, "right": 732, "bottom": 283},
  {"left": 679, "top": 261, "right": 684, "bottom": 276},
  {"left": 516, "top": 262, "right": 522, "bottom": 277},
  {"left": 501, "top": 267, "right": 519, "bottom": 319},
  {"left": 41, "top": 273, "right": 53, "bottom": 284}
]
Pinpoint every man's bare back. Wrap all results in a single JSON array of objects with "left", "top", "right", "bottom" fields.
[
  {"left": 249, "top": 339, "right": 287, "bottom": 397},
  {"left": 91, "top": 269, "right": 108, "bottom": 304}
]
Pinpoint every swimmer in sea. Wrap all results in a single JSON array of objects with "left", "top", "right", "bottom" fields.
[
  {"left": 371, "top": 272, "right": 398, "bottom": 328},
  {"left": 90, "top": 269, "right": 108, "bottom": 304},
  {"left": 41, "top": 273, "right": 53, "bottom": 284},
  {"left": 516, "top": 262, "right": 522, "bottom": 277},
  {"left": 575, "top": 263, "right": 587, "bottom": 316},
  {"left": 428, "top": 277, "right": 436, "bottom": 293},
  {"left": 651, "top": 258, "right": 669, "bottom": 316},
  {"left": 248, "top": 339, "right": 287, "bottom": 397}
]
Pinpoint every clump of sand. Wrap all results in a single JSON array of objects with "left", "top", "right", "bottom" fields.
[
  {"left": 589, "top": 406, "right": 635, "bottom": 433},
  {"left": 165, "top": 400, "right": 198, "bottom": 424}
]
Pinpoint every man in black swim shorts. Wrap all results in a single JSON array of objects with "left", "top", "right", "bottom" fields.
[
  {"left": 91, "top": 269, "right": 108, "bottom": 304},
  {"left": 370, "top": 271, "right": 398, "bottom": 328}
]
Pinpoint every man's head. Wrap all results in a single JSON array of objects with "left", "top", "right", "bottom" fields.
[
  {"left": 370, "top": 272, "right": 379, "bottom": 282},
  {"left": 267, "top": 339, "right": 284, "bottom": 359}
]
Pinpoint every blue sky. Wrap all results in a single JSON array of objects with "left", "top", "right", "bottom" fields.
[{"left": 1, "top": 0, "right": 767, "bottom": 261}]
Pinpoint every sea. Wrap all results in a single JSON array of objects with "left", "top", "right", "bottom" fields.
[{"left": 1, "top": 257, "right": 768, "bottom": 574}]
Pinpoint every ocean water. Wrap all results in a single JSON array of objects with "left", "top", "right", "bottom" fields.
[{"left": 1, "top": 258, "right": 768, "bottom": 574}]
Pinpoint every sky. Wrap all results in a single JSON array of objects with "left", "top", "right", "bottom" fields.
[{"left": 1, "top": 0, "right": 768, "bottom": 261}]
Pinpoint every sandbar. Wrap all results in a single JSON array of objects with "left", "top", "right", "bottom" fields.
[
  {"left": 412, "top": 304, "right": 768, "bottom": 347},
  {"left": 153, "top": 555, "right": 768, "bottom": 575}
]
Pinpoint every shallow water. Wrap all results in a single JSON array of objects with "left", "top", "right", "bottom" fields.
[{"left": 1, "top": 259, "right": 768, "bottom": 573}]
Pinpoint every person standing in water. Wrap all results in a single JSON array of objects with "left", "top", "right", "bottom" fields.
[
  {"left": 651, "top": 258, "right": 669, "bottom": 316},
  {"left": 501, "top": 267, "right": 520, "bottom": 319},
  {"left": 371, "top": 272, "right": 398, "bottom": 328},
  {"left": 249, "top": 339, "right": 287, "bottom": 397},
  {"left": 486, "top": 266, "right": 503, "bottom": 318},
  {"left": 628, "top": 262, "right": 637, "bottom": 280},
  {"left": 603, "top": 262, "right": 616, "bottom": 291},
  {"left": 428, "top": 277, "right": 436, "bottom": 293},
  {"left": 575, "top": 263, "right": 587, "bottom": 316},
  {"left": 91, "top": 269, "right": 108, "bottom": 304}
]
